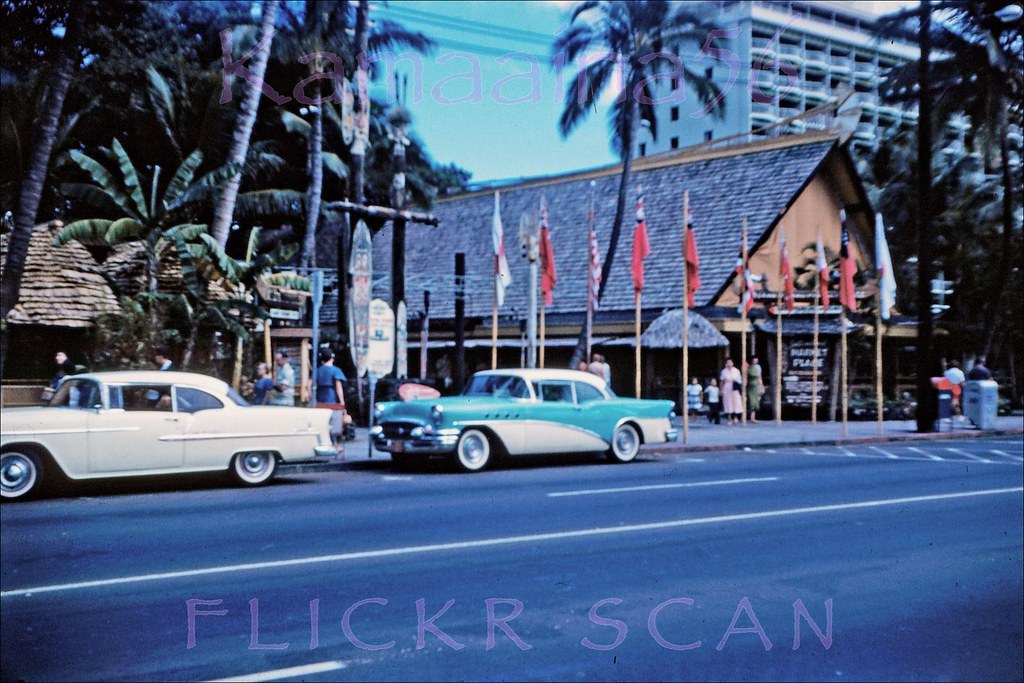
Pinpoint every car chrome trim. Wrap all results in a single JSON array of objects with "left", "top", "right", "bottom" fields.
[
  {"left": 1, "top": 427, "right": 139, "bottom": 436},
  {"left": 158, "top": 431, "right": 319, "bottom": 442}
]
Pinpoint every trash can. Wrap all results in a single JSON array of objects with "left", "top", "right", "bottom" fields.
[
  {"left": 935, "top": 389, "right": 952, "bottom": 430},
  {"left": 963, "top": 380, "right": 998, "bottom": 430}
]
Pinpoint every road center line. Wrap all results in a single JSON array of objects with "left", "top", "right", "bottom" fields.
[
  {"left": 546, "top": 477, "right": 778, "bottom": 497},
  {"left": 3, "top": 487, "right": 1020, "bottom": 599},
  {"left": 206, "top": 660, "right": 347, "bottom": 683}
]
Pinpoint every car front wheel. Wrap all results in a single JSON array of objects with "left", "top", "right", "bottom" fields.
[
  {"left": 231, "top": 452, "right": 277, "bottom": 486},
  {"left": 454, "top": 429, "right": 491, "bottom": 472},
  {"left": 1, "top": 450, "right": 42, "bottom": 500},
  {"left": 608, "top": 424, "right": 641, "bottom": 463}
]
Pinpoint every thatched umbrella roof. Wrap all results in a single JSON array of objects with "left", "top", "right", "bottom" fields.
[
  {"left": 0, "top": 220, "right": 121, "bottom": 328},
  {"left": 641, "top": 309, "right": 729, "bottom": 349}
]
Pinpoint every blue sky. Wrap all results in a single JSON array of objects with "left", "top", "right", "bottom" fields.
[{"left": 370, "top": 1, "right": 910, "bottom": 183}]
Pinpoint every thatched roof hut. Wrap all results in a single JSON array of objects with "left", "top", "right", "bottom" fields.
[
  {"left": 101, "top": 241, "right": 231, "bottom": 301},
  {"left": 0, "top": 220, "right": 121, "bottom": 327},
  {"left": 640, "top": 309, "right": 729, "bottom": 349}
]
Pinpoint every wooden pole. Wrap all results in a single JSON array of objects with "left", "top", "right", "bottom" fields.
[
  {"left": 634, "top": 291, "right": 642, "bottom": 398},
  {"left": 682, "top": 190, "right": 690, "bottom": 443},
  {"left": 263, "top": 318, "right": 272, "bottom": 367},
  {"left": 841, "top": 305, "right": 849, "bottom": 436},
  {"left": 492, "top": 254, "right": 498, "bottom": 370},
  {"left": 741, "top": 217, "right": 748, "bottom": 426},
  {"left": 811, "top": 283, "right": 820, "bottom": 424},
  {"left": 540, "top": 304, "right": 546, "bottom": 369},
  {"left": 876, "top": 302, "right": 884, "bottom": 434},
  {"left": 585, "top": 193, "right": 595, "bottom": 365},
  {"left": 775, "top": 292, "right": 782, "bottom": 425}
]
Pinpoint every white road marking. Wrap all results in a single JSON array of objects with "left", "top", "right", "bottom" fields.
[
  {"left": 990, "top": 449, "right": 1024, "bottom": 463},
  {"left": 945, "top": 447, "right": 992, "bottom": 463},
  {"left": 839, "top": 446, "right": 858, "bottom": 457},
  {"left": 907, "top": 447, "right": 944, "bottom": 461},
  {"left": 681, "top": 458, "right": 705, "bottom": 462},
  {"left": 3, "top": 487, "right": 1020, "bottom": 599},
  {"left": 869, "top": 446, "right": 899, "bottom": 459},
  {"left": 382, "top": 475, "right": 413, "bottom": 481},
  {"left": 206, "top": 660, "right": 347, "bottom": 682},
  {"left": 801, "top": 448, "right": 816, "bottom": 455},
  {"left": 547, "top": 477, "right": 779, "bottom": 498}
]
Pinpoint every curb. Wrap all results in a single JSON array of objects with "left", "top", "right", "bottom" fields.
[{"left": 645, "top": 428, "right": 1024, "bottom": 456}]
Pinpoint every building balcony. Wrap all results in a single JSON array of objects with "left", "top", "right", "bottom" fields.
[
  {"left": 778, "top": 82, "right": 802, "bottom": 98},
  {"left": 751, "top": 72, "right": 777, "bottom": 93},
  {"left": 854, "top": 64, "right": 876, "bottom": 81},
  {"left": 778, "top": 106, "right": 802, "bottom": 120},
  {"left": 778, "top": 43, "right": 803, "bottom": 58},
  {"left": 877, "top": 105, "right": 901, "bottom": 120},
  {"left": 803, "top": 84, "right": 828, "bottom": 102},
  {"left": 804, "top": 49, "right": 828, "bottom": 71},
  {"left": 751, "top": 39, "right": 776, "bottom": 60},
  {"left": 854, "top": 123, "right": 876, "bottom": 140},
  {"left": 829, "top": 55, "right": 851, "bottom": 72}
]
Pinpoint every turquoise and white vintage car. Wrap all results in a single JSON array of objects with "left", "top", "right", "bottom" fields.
[
  {"left": 1, "top": 371, "right": 337, "bottom": 499},
  {"left": 371, "top": 369, "right": 678, "bottom": 471}
]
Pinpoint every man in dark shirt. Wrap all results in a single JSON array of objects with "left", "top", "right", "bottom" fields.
[{"left": 967, "top": 355, "right": 992, "bottom": 381}]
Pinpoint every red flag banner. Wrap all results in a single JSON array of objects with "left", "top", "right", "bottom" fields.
[
  {"left": 631, "top": 194, "right": 650, "bottom": 293},
  {"left": 588, "top": 203, "right": 601, "bottom": 311},
  {"left": 839, "top": 220, "right": 856, "bottom": 312},
  {"left": 685, "top": 211, "right": 700, "bottom": 307},
  {"left": 816, "top": 231, "right": 830, "bottom": 310},
  {"left": 779, "top": 231, "right": 795, "bottom": 312},
  {"left": 539, "top": 199, "right": 556, "bottom": 305},
  {"left": 735, "top": 249, "right": 754, "bottom": 315}
]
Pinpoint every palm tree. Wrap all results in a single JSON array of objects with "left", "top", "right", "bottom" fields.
[
  {"left": 878, "top": 1, "right": 1022, "bottom": 357},
  {"left": 210, "top": 0, "right": 279, "bottom": 248},
  {"left": 553, "top": 0, "right": 726, "bottom": 365},
  {"left": 1, "top": 2, "right": 86, "bottom": 373}
]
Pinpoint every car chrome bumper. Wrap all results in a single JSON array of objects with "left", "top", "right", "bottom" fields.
[
  {"left": 372, "top": 428, "right": 460, "bottom": 456},
  {"left": 665, "top": 429, "right": 679, "bottom": 442},
  {"left": 313, "top": 445, "right": 341, "bottom": 459}
]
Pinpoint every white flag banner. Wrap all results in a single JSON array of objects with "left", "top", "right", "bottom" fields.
[
  {"left": 875, "top": 212, "right": 897, "bottom": 320},
  {"left": 493, "top": 191, "right": 513, "bottom": 306}
]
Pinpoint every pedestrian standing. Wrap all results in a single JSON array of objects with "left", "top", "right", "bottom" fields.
[
  {"left": 967, "top": 355, "right": 992, "bottom": 380},
  {"left": 50, "top": 351, "right": 73, "bottom": 389},
  {"left": 746, "top": 356, "right": 764, "bottom": 424},
  {"left": 720, "top": 358, "right": 743, "bottom": 425},
  {"left": 252, "top": 362, "right": 273, "bottom": 405},
  {"left": 270, "top": 351, "right": 296, "bottom": 406},
  {"left": 944, "top": 360, "right": 965, "bottom": 418},
  {"left": 705, "top": 378, "right": 721, "bottom": 424},
  {"left": 314, "top": 350, "right": 347, "bottom": 405},
  {"left": 153, "top": 348, "right": 173, "bottom": 371},
  {"left": 687, "top": 376, "right": 703, "bottom": 416}
]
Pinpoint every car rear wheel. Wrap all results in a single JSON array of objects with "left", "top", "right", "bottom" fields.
[
  {"left": 231, "top": 452, "right": 277, "bottom": 486},
  {"left": 454, "top": 429, "right": 491, "bottom": 472},
  {"left": 608, "top": 424, "right": 641, "bottom": 463},
  {"left": 1, "top": 450, "right": 42, "bottom": 500}
]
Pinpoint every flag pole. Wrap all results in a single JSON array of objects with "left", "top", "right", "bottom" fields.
[
  {"left": 775, "top": 291, "right": 782, "bottom": 425},
  {"left": 841, "top": 304, "right": 848, "bottom": 437},
  {"left": 492, "top": 253, "right": 498, "bottom": 370},
  {"left": 741, "top": 217, "right": 748, "bottom": 427},
  {"left": 811, "top": 270, "right": 820, "bottom": 425},
  {"left": 682, "top": 190, "right": 690, "bottom": 443},
  {"left": 540, "top": 304, "right": 546, "bottom": 369},
  {"left": 635, "top": 290, "right": 642, "bottom": 398},
  {"left": 876, "top": 299, "right": 884, "bottom": 434},
  {"left": 586, "top": 188, "right": 595, "bottom": 365}
]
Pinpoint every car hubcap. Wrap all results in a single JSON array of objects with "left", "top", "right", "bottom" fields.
[
  {"left": 616, "top": 429, "right": 637, "bottom": 456},
  {"left": 462, "top": 435, "right": 486, "bottom": 466},
  {"left": 242, "top": 454, "right": 269, "bottom": 475},
  {"left": 2, "top": 455, "right": 34, "bottom": 493}
]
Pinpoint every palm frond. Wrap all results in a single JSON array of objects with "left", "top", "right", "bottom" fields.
[
  {"left": 559, "top": 56, "right": 616, "bottom": 137},
  {"left": 105, "top": 217, "right": 146, "bottom": 243},
  {"left": 52, "top": 219, "right": 114, "bottom": 247},
  {"left": 162, "top": 149, "right": 204, "bottom": 208},
  {"left": 68, "top": 150, "right": 143, "bottom": 220},
  {"left": 111, "top": 138, "right": 150, "bottom": 220},
  {"left": 145, "top": 65, "right": 183, "bottom": 162}
]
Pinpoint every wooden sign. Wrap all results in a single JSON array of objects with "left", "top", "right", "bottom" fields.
[
  {"left": 349, "top": 220, "right": 372, "bottom": 377},
  {"left": 782, "top": 338, "right": 832, "bottom": 407}
]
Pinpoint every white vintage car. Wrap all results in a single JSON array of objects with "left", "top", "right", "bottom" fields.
[{"left": 1, "top": 371, "right": 337, "bottom": 499}]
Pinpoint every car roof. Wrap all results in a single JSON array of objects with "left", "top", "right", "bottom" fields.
[
  {"left": 474, "top": 368, "right": 607, "bottom": 390},
  {"left": 70, "top": 371, "right": 231, "bottom": 394}
]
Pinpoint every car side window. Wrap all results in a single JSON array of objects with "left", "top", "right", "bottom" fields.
[
  {"left": 539, "top": 382, "right": 574, "bottom": 403},
  {"left": 50, "top": 379, "right": 102, "bottom": 409},
  {"left": 574, "top": 382, "right": 605, "bottom": 403},
  {"left": 175, "top": 387, "right": 224, "bottom": 414},
  {"left": 120, "top": 385, "right": 174, "bottom": 412}
]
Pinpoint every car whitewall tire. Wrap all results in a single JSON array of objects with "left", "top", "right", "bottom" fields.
[
  {"left": 231, "top": 452, "right": 277, "bottom": 486},
  {"left": 608, "top": 424, "right": 641, "bottom": 463},
  {"left": 1, "top": 450, "right": 42, "bottom": 500},
  {"left": 455, "top": 429, "right": 491, "bottom": 472}
]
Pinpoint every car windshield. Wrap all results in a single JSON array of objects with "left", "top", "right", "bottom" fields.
[
  {"left": 463, "top": 374, "right": 530, "bottom": 399},
  {"left": 48, "top": 379, "right": 102, "bottom": 409}
]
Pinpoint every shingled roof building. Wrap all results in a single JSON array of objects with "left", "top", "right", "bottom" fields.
[{"left": 365, "top": 132, "right": 906, "bottom": 413}]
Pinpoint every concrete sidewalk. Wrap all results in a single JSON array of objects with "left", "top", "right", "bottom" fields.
[{"left": 292, "top": 415, "right": 1023, "bottom": 470}]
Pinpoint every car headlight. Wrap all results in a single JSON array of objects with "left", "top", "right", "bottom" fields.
[
  {"left": 370, "top": 424, "right": 383, "bottom": 436},
  {"left": 668, "top": 409, "right": 677, "bottom": 420},
  {"left": 431, "top": 404, "right": 444, "bottom": 425},
  {"left": 373, "top": 402, "right": 384, "bottom": 420}
]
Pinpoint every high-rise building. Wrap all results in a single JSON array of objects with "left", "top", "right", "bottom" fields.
[{"left": 637, "top": 1, "right": 939, "bottom": 157}]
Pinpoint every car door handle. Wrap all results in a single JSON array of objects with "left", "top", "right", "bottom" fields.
[{"left": 164, "top": 416, "right": 180, "bottom": 422}]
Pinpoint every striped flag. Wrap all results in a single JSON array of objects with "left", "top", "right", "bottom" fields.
[
  {"left": 631, "top": 193, "right": 650, "bottom": 293},
  {"left": 685, "top": 207, "right": 700, "bottom": 307},
  {"left": 816, "top": 229, "right": 830, "bottom": 309},
  {"left": 839, "top": 209, "right": 856, "bottom": 312},
  {"left": 736, "top": 249, "right": 755, "bottom": 315},
  {"left": 539, "top": 196, "right": 556, "bottom": 305},
  {"left": 588, "top": 199, "right": 601, "bottom": 311},
  {"left": 779, "top": 230, "right": 795, "bottom": 312},
  {"left": 493, "top": 191, "right": 512, "bottom": 307},
  {"left": 875, "top": 212, "right": 896, "bottom": 320}
]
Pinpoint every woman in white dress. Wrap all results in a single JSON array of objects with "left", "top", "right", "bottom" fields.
[{"left": 720, "top": 358, "right": 743, "bottom": 425}]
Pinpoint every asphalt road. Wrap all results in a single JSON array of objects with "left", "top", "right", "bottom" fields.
[{"left": 2, "top": 436, "right": 1022, "bottom": 682}]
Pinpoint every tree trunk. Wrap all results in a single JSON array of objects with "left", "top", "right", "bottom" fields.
[
  {"left": 300, "top": 77, "right": 323, "bottom": 268},
  {"left": 981, "top": 108, "right": 1014, "bottom": 359},
  {"left": 210, "top": 0, "right": 278, "bottom": 248},
  {"left": 569, "top": 86, "right": 637, "bottom": 369},
  {"left": 0, "top": 2, "right": 86, "bottom": 375}
]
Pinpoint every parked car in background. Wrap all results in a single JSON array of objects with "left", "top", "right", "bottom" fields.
[
  {"left": 372, "top": 369, "right": 678, "bottom": 471},
  {"left": 1, "top": 372, "right": 336, "bottom": 500}
]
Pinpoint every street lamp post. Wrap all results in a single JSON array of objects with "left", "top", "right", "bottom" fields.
[{"left": 916, "top": 0, "right": 936, "bottom": 433}]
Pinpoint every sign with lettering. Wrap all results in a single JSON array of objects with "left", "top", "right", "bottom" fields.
[
  {"left": 782, "top": 339, "right": 832, "bottom": 407},
  {"left": 367, "top": 299, "right": 395, "bottom": 377},
  {"left": 349, "top": 220, "right": 372, "bottom": 377}
]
